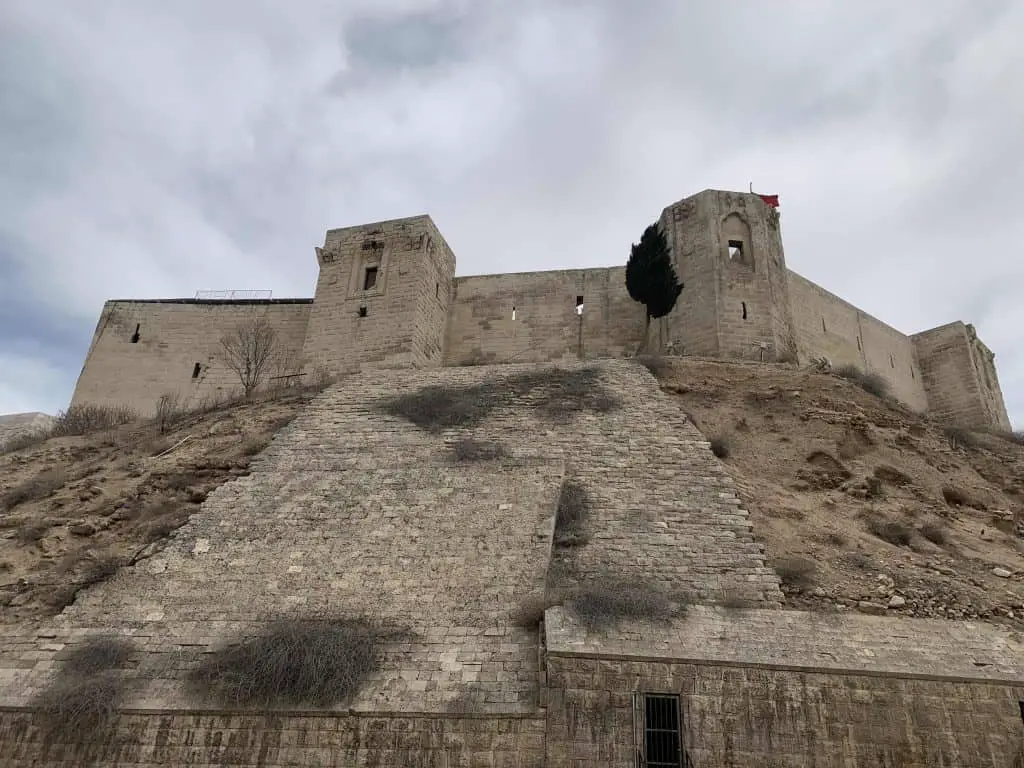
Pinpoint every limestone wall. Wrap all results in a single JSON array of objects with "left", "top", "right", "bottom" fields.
[
  {"left": 913, "top": 322, "right": 1012, "bottom": 430},
  {"left": 787, "top": 271, "right": 930, "bottom": 411},
  {"left": 544, "top": 607, "right": 1024, "bottom": 767},
  {"left": 69, "top": 299, "right": 312, "bottom": 417},
  {"left": 443, "top": 268, "right": 646, "bottom": 365},
  {"left": 301, "top": 215, "right": 453, "bottom": 375}
]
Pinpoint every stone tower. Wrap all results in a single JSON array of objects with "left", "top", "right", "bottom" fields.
[
  {"left": 301, "top": 215, "right": 456, "bottom": 375},
  {"left": 658, "top": 189, "right": 798, "bottom": 362}
]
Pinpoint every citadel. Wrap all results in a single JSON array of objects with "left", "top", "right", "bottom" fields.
[
  {"left": 2, "top": 189, "right": 1020, "bottom": 767},
  {"left": 71, "top": 188, "right": 1010, "bottom": 430}
]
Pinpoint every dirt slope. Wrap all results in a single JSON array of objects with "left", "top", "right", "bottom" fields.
[
  {"left": 0, "top": 390, "right": 320, "bottom": 626},
  {"left": 650, "top": 357, "right": 1024, "bottom": 630}
]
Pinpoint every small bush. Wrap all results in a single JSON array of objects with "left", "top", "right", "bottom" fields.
[
  {"left": 0, "top": 430, "right": 49, "bottom": 454},
  {"left": 239, "top": 436, "right": 270, "bottom": 456},
  {"left": 2, "top": 469, "right": 66, "bottom": 511},
  {"left": 773, "top": 557, "right": 816, "bottom": 589},
  {"left": 636, "top": 355, "right": 673, "bottom": 378},
  {"left": 709, "top": 436, "right": 731, "bottom": 459},
  {"left": 450, "top": 438, "right": 507, "bottom": 463},
  {"left": 77, "top": 554, "right": 122, "bottom": 589},
  {"left": 51, "top": 403, "right": 138, "bottom": 437},
  {"left": 61, "top": 636, "right": 135, "bottom": 676},
  {"left": 826, "top": 532, "right": 848, "bottom": 547},
  {"left": 17, "top": 520, "right": 51, "bottom": 545},
  {"left": 942, "top": 485, "right": 985, "bottom": 509},
  {"left": 919, "top": 521, "right": 948, "bottom": 545},
  {"left": 553, "top": 480, "right": 591, "bottom": 547},
  {"left": 153, "top": 392, "right": 182, "bottom": 434},
  {"left": 568, "top": 578, "right": 684, "bottom": 630},
  {"left": 31, "top": 635, "right": 136, "bottom": 741},
  {"left": 944, "top": 425, "right": 977, "bottom": 451},
  {"left": 185, "top": 616, "right": 395, "bottom": 709},
  {"left": 866, "top": 476, "right": 884, "bottom": 499},
  {"left": 867, "top": 517, "right": 913, "bottom": 547},
  {"left": 834, "top": 364, "right": 889, "bottom": 399}
]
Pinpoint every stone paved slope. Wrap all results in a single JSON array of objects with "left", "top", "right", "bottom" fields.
[{"left": 0, "top": 359, "right": 780, "bottom": 715}]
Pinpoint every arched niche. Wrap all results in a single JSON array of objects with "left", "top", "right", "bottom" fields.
[{"left": 722, "top": 212, "right": 754, "bottom": 269}]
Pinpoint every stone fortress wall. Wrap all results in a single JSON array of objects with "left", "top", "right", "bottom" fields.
[{"left": 68, "top": 189, "right": 1011, "bottom": 430}]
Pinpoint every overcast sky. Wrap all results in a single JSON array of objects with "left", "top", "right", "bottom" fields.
[{"left": 1, "top": 0, "right": 1021, "bottom": 427}]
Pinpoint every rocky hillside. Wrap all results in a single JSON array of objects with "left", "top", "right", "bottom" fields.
[
  {"left": 646, "top": 357, "right": 1024, "bottom": 630},
  {"left": 0, "top": 388, "right": 324, "bottom": 625}
]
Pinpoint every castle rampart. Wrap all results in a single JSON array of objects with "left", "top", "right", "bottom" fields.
[{"left": 68, "top": 189, "right": 1011, "bottom": 429}]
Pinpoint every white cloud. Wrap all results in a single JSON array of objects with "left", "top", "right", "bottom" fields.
[{"left": 1, "top": 0, "right": 1021, "bottom": 426}]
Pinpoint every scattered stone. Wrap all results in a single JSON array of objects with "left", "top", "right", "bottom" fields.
[
  {"left": 888, "top": 596, "right": 907, "bottom": 608},
  {"left": 980, "top": 529, "right": 995, "bottom": 542},
  {"left": 69, "top": 522, "right": 97, "bottom": 537},
  {"left": 992, "top": 568, "right": 1013, "bottom": 579},
  {"left": 812, "top": 587, "right": 827, "bottom": 597},
  {"left": 192, "top": 539, "right": 211, "bottom": 555}
]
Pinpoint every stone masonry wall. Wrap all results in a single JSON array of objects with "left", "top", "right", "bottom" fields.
[
  {"left": 0, "top": 359, "right": 779, "bottom": 766},
  {"left": 543, "top": 606, "right": 1024, "bottom": 767},
  {"left": 443, "top": 268, "right": 646, "bottom": 366},
  {"left": 912, "top": 322, "right": 1012, "bottom": 430},
  {"left": 70, "top": 299, "right": 312, "bottom": 417},
  {"left": 787, "top": 271, "right": 930, "bottom": 411},
  {"left": 301, "top": 215, "right": 451, "bottom": 376}
]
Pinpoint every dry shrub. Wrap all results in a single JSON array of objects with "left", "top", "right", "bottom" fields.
[
  {"left": 17, "top": 520, "right": 51, "bottom": 545},
  {"left": 944, "top": 425, "right": 977, "bottom": 451},
  {"left": 553, "top": 480, "right": 591, "bottom": 547},
  {"left": 31, "top": 635, "right": 136, "bottom": 742},
  {"left": 239, "top": 436, "right": 271, "bottom": 456},
  {"left": 866, "top": 476, "right": 884, "bottom": 499},
  {"left": 873, "top": 465, "right": 913, "bottom": 487},
  {"left": 186, "top": 616, "right": 400, "bottom": 709},
  {"left": 942, "top": 485, "right": 985, "bottom": 509},
  {"left": 567, "top": 578, "right": 684, "bottom": 630},
  {"left": 826, "top": 532, "right": 848, "bottom": 547},
  {"left": 378, "top": 368, "right": 619, "bottom": 432},
  {"left": 919, "top": 521, "right": 948, "bottom": 545},
  {"left": 51, "top": 403, "right": 137, "bottom": 437},
  {"left": 2, "top": 469, "right": 66, "bottom": 511},
  {"left": 774, "top": 557, "right": 816, "bottom": 589},
  {"left": 834, "top": 364, "right": 889, "bottom": 399},
  {"left": 709, "top": 436, "right": 731, "bottom": 459},
  {"left": 636, "top": 355, "right": 673, "bottom": 378},
  {"left": 867, "top": 517, "right": 913, "bottom": 547},
  {"left": 450, "top": 438, "right": 507, "bottom": 463},
  {"left": 153, "top": 392, "right": 182, "bottom": 434},
  {"left": 0, "top": 429, "right": 49, "bottom": 454}
]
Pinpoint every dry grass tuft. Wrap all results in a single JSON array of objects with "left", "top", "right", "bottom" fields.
[
  {"left": 2, "top": 469, "right": 66, "bottom": 511},
  {"left": 51, "top": 403, "right": 138, "bottom": 437},
  {"left": 567, "top": 578, "right": 685, "bottom": 630},
  {"left": 709, "top": 435, "right": 731, "bottom": 459},
  {"left": 834, "top": 364, "right": 890, "bottom": 399},
  {"left": 867, "top": 517, "right": 913, "bottom": 547},
  {"left": 31, "top": 635, "right": 137, "bottom": 742},
  {"left": 943, "top": 425, "right": 978, "bottom": 451},
  {"left": 918, "top": 521, "right": 948, "bottom": 546},
  {"left": 774, "top": 557, "right": 816, "bottom": 589},
  {"left": 450, "top": 438, "right": 507, "bottom": 463},
  {"left": 185, "top": 616, "right": 403, "bottom": 709}
]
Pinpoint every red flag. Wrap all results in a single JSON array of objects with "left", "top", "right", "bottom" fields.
[{"left": 757, "top": 194, "right": 779, "bottom": 208}]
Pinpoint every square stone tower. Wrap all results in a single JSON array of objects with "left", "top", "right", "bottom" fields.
[
  {"left": 301, "top": 215, "right": 456, "bottom": 374},
  {"left": 658, "top": 189, "right": 798, "bottom": 362}
]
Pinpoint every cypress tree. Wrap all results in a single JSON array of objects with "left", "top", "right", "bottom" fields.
[{"left": 625, "top": 223, "right": 684, "bottom": 349}]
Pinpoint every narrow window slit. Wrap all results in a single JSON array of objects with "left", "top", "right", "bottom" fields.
[
  {"left": 363, "top": 266, "right": 378, "bottom": 291},
  {"left": 511, "top": 305, "right": 516, "bottom": 321},
  {"left": 741, "top": 302, "right": 747, "bottom": 320},
  {"left": 191, "top": 363, "right": 201, "bottom": 379},
  {"left": 130, "top": 324, "right": 140, "bottom": 343},
  {"left": 358, "top": 306, "right": 368, "bottom": 318},
  {"left": 576, "top": 295, "right": 584, "bottom": 316}
]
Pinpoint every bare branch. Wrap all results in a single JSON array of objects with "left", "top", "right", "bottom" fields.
[{"left": 218, "top": 315, "right": 281, "bottom": 397}]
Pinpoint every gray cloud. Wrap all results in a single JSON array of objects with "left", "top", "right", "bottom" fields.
[{"left": 1, "top": 0, "right": 1021, "bottom": 426}]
